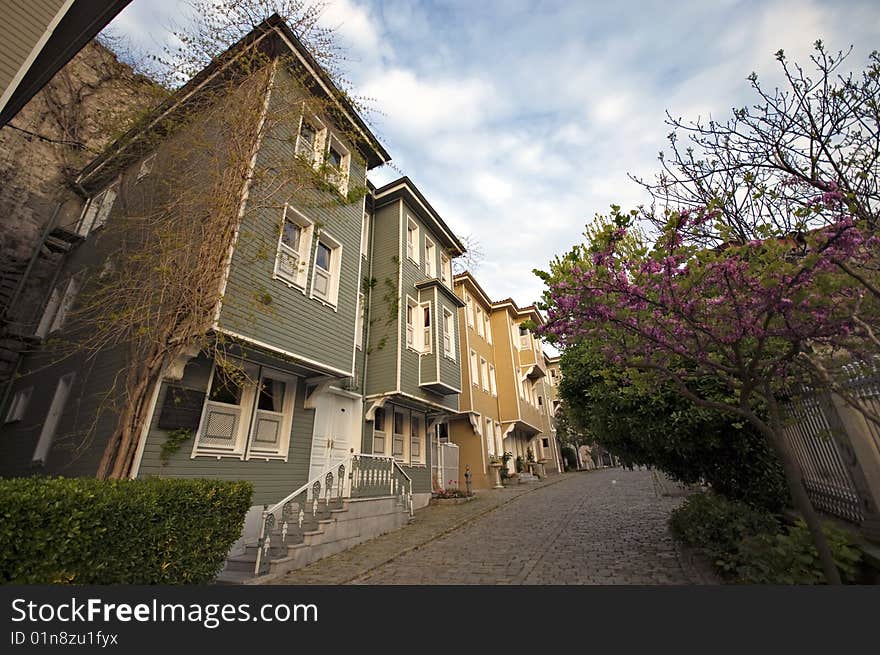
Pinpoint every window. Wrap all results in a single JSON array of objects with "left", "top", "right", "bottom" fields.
[
  {"left": 465, "top": 293, "right": 474, "bottom": 327},
  {"left": 295, "top": 111, "right": 326, "bottom": 167},
  {"left": 437, "top": 422, "right": 449, "bottom": 443},
  {"left": 519, "top": 324, "right": 530, "bottom": 349},
  {"left": 538, "top": 395, "right": 543, "bottom": 407},
  {"left": 325, "top": 134, "right": 351, "bottom": 195},
  {"left": 355, "top": 291, "right": 365, "bottom": 349},
  {"left": 311, "top": 232, "right": 342, "bottom": 306},
  {"left": 194, "top": 364, "right": 296, "bottom": 460},
  {"left": 361, "top": 212, "right": 370, "bottom": 256},
  {"left": 542, "top": 438, "right": 550, "bottom": 449},
  {"left": 36, "top": 276, "right": 80, "bottom": 338},
  {"left": 486, "top": 418, "right": 495, "bottom": 456},
  {"left": 392, "top": 410, "right": 405, "bottom": 459},
  {"left": 32, "top": 373, "right": 75, "bottom": 465},
  {"left": 424, "top": 237, "right": 436, "bottom": 277},
  {"left": 489, "top": 364, "right": 497, "bottom": 396},
  {"left": 274, "top": 205, "right": 314, "bottom": 289},
  {"left": 4, "top": 387, "right": 32, "bottom": 423},
  {"left": 443, "top": 308, "right": 455, "bottom": 359},
  {"left": 422, "top": 304, "right": 432, "bottom": 353},
  {"left": 410, "top": 414, "right": 423, "bottom": 463},
  {"left": 373, "top": 407, "right": 386, "bottom": 454},
  {"left": 440, "top": 253, "right": 451, "bottom": 286},
  {"left": 406, "top": 217, "right": 419, "bottom": 264},
  {"left": 549, "top": 369, "right": 558, "bottom": 386},
  {"left": 476, "top": 306, "right": 484, "bottom": 338},
  {"left": 495, "top": 422, "right": 502, "bottom": 454},
  {"left": 406, "top": 298, "right": 417, "bottom": 349},
  {"left": 137, "top": 153, "right": 156, "bottom": 181},
  {"left": 480, "top": 357, "right": 489, "bottom": 392},
  {"left": 77, "top": 180, "right": 119, "bottom": 235},
  {"left": 246, "top": 374, "right": 295, "bottom": 460},
  {"left": 470, "top": 350, "right": 479, "bottom": 386},
  {"left": 485, "top": 315, "right": 493, "bottom": 344}
]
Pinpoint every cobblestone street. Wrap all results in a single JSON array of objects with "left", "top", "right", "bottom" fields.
[{"left": 271, "top": 468, "right": 716, "bottom": 585}]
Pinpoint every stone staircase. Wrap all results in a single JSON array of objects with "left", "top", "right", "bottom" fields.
[
  {"left": 216, "top": 454, "right": 414, "bottom": 584},
  {"left": 517, "top": 472, "right": 541, "bottom": 484},
  {"left": 217, "top": 495, "right": 412, "bottom": 584}
]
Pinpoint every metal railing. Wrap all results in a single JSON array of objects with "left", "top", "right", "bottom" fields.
[
  {"left": 781, "top": 389, "right": 863, "bottom": 524},
  {"left": 254, "top": 453, "right": 413, "bottom": 575}
]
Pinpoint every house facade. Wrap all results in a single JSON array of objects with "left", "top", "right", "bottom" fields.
[
  {"left": 449, "top": 272, "right": 562, "bottom": 490},
  {"left": 0, "top": 13, "right": 559, "bottom": 577}
]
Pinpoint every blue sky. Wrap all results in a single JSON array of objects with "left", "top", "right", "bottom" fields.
[{"left": 107, "top": 0, "right": 880, "bottom": 310}]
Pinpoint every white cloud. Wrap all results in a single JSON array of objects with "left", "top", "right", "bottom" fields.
[{"left": 361, "top": 69, "right": 496, "bottom": 137}]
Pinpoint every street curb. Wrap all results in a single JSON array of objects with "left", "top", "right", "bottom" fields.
[{"left": 345, "top": 474, "right": 571, "bottom": 584}]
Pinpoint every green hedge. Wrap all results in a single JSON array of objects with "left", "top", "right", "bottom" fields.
[{"left": 0, "top": 477, "right": 252, "bottom": 584}]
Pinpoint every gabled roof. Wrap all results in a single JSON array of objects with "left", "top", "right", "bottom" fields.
[
  {"left": 372, "top": 176, "right": 466, "bottom": 255},
  {"left": 452, "top": 271, "right": 545, "bottom": 325},
  {"left": 77, "top": 13, "right": 389, "bottom": 189}
]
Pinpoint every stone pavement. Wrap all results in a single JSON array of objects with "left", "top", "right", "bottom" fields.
[{"left": 268, "top": 468, "right": 717, "bottom": 585}]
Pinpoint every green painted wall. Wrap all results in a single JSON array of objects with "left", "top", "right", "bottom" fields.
[{"left": 217, "top": 65, "right": 365, "bottom": 376}]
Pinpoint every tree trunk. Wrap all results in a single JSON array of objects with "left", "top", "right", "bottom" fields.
[{"left": 756, "top": 406, "right": 842, "bottom": 585}]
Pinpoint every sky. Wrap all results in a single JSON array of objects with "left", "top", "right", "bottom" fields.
[{"left": 107, "top": 0, "right": 880, "bottom": 313}]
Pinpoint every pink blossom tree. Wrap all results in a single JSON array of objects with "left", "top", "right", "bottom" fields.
[{"left": 538, "top": 204, "right": 880, "bottom": 584}]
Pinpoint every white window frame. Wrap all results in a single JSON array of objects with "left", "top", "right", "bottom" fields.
[
  {"left": 495, "top": 421, "right": 503, "bottom": 455},
  {"left": 421, "top": 303, "right": 432, "bottom": 354},
  {"left": 410, "top": 413, "right": 424, "bottom": 464},
  {"left": 355, "top": 291, "right": 365, "bottom": 349},
  {"left": 465, "top": 293, "right": 474, "bottom": 327},
  {"left": 470, "top": 350, "right": 479, "bottom": 386},
  {"left": 485, "top": 315, "right": 493, "bottom": 344},
  {"left": 440, "top": 253, "right": 451, "bottom": 287},
  {"left": 244, "top": 370, "right": 298, "bottom": 461},
  {"left": 406, "top": 217, "right": 420, "bottom": 265},
  {"left": 192, "top": 362, "right": 259, "bottom": 459},
  {"left": 480, "top": 356, "right": 489, "bottom": 392},
  {"left": 36, "top": 276, "right": 80, "bottom": 338},
  {"left": 295, "top": 108, "right": 327, "bottom": 168},
  {"left": 519, "top": 324, "right": 530, "bottom": 349},
  {"left": 443, "top": 308, "right": 455, "bottom": 360},
  {"left": 77, "top": 178, "right": 119, "bottom": 236},
  {"left": 273, "top": 204, "right": 314, "bottom": 290},
  {"left": 137, "top": 152, "right": 156, "bottom": 181},
  {"left": 392, "top": 408, "right": 406, "bottom": 460},
  {"left": 372, "top": 407, "right": 387, "bottom": 455},
  {"left": 310, "top": 230, "right": 343, "bottom": 308},
  {"left": 476, "top": 306, "right": 484, "bottom": 338},
  {"left": 486, "top": 419, "right": 495, "bottom": 456},
  {"left": 405, "top": 296, "right": 418, "bottom": 350},
  {"left": 424, "top": 237, "right": 436, "bottom": 278},
  {"left": 325, "top": 133, "right": 351, "bottom": 196},
  {"left": 4, "top": 387, "right": 32, "bottom": 423},
  {"left": 32, "top": 373, "right": 75, "bottom": 465},
  {"left": 489, "top": 364, "right": 497, "bottom": 396}
]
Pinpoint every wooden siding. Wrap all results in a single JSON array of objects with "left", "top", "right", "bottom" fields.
[
  {"left": 217, "top": 65, "right": 364, "bottom": 375},
  {"left": 0, "top": 0, "right": 67, "bottom": 104},
  {"left": 364, "top": 202, "right": 400, "bottom": 396}
]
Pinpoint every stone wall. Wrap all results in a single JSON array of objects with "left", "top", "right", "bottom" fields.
[{"left": 0, "top": 40, "right": 161, "bottom": 262}]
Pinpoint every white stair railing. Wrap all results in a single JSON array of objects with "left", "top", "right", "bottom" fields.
[{"left": 253, "top": 453, "right": 414, "bottom": 575}]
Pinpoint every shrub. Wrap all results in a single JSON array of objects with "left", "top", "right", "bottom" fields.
[
  {"left": 0, "top": 476, "right": 252, "bottom": 584},
  {"left": 734, "top": 520, "right": 862, "bottom": 584},
  {"left": 670, "top": 493, "right": 864, "bottom": 583},
  {"left": 669, "top": 492, "right": 779, "bottom": 568}
]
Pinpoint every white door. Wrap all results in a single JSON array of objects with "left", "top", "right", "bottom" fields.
[{"left": 308, "top": 392, "right": 359, "bottom": 482}]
